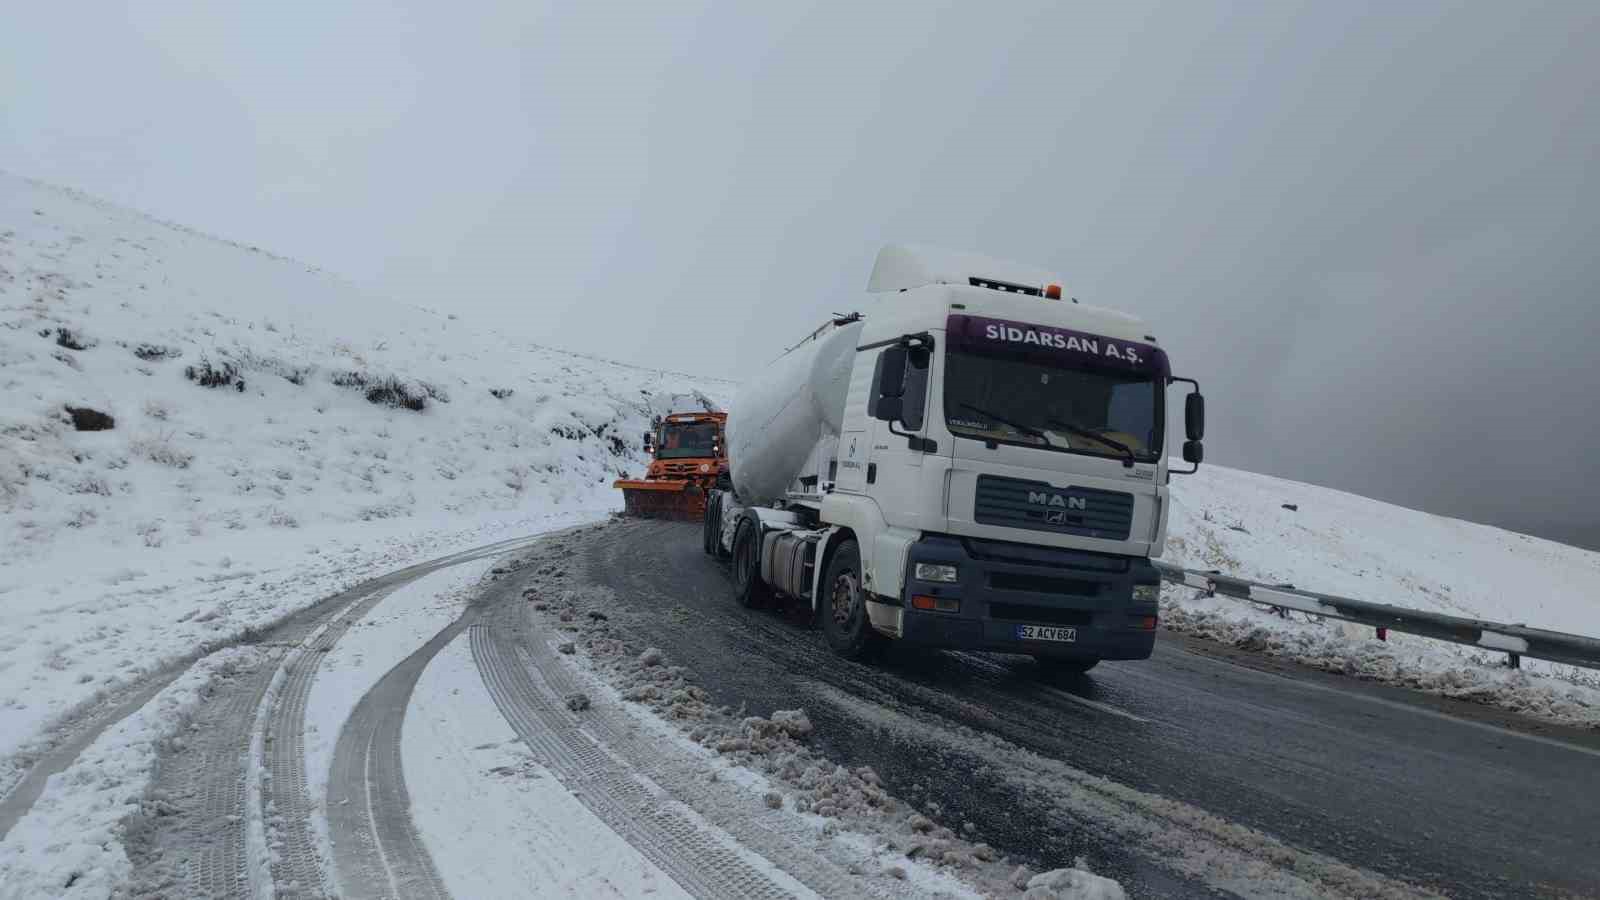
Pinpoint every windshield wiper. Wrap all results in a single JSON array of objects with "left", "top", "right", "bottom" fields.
[
  {"left": 1047, "top": 419, "right": 1137, "bottom": 468},
  {"left": 957, "top": 403, "right": 1060, "bottom": 447}
]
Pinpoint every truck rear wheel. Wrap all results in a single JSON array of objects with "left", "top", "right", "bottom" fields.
[
  {"left": 731, "top": 517, "right": 770, "bottom": 609},
  {"left": 821, "top": 540, "right": 884, "bottom": 660}
]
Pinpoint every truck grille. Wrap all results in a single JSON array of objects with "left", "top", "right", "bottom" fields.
[
  {"left": 988, "top": 572, "right": 1101, "bottom": 597},
  {"left": 988, "top": 603, "right": 1093, "bottom": 627},
  {"left": 973, "top": 475, "right": 1133, "bottom": 541}
]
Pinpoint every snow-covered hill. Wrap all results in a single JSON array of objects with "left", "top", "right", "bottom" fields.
[
  {"left": 1166, "top": 465, "right": 1600, "bottom": 637},
  {"left": 1161, "top": 464, "right": 1600, "bottom": 727},
  {"left": 2, "top": 170, "right": 1598, "bottom": 786},
  {"left": 0, "top": 173, "right": 730, "bottom": 776}
]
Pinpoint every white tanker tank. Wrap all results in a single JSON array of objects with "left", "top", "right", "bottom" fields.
[{"left": 725, "top": 317, "right": 864, "bottom": 505}]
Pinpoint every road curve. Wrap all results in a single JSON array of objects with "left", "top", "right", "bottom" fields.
[{"left": 573, "top": 518, "right": 1600, "bottom": 899}]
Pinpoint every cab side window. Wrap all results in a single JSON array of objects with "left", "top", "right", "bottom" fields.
[{"left": 901, "top": 348, "right": 929, "bottom": 430}]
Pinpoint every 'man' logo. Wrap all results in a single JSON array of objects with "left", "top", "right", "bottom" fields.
[{"left": 1028, "top": 491, "right": 1088, "bottom": 511}]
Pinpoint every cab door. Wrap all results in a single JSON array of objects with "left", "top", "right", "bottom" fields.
[{"left": 865, "top": 345, "right": 942, "bottom": 532}]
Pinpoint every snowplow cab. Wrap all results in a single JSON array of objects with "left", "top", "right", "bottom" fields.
[{"left": 614, "top": 411, "right": 728, "bottom": 520}]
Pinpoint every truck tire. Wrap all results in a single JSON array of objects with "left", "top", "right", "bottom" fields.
[
  {"left": 821, "top": 540, "right": 884, "bottom": 660},
  {"left": 731, "top": 517, "right": 770, "bottom": 609},
  {"left": 1034, "top": 656, "right": 1099, "bottom": 677}
]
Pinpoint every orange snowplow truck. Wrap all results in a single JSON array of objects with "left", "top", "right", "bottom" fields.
[{"left": 614, "top": 411, "right": 729, "bottom": 520}]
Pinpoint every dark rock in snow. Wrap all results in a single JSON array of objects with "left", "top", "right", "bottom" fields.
[
  {"left": 564, "top": 692, "right": 590, "bottom": 712},
  {"left": 1282, "top": 503, "right": 1299, "bottom": 512},
  {"left": 64, "top": 406, "right": 115, "bottom": 431}
]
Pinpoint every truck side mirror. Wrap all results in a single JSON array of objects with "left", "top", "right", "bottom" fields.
[
  {"left": 1182, "top": 440, "right": 1203, "bottom": 465},
  {"left": 642, "top": 430, "right": 655, "bottom": 453},
  {"left": 1185, "top": 393, "right": 1205, "bottom": 442},
  {"left": 869, "top": 346, "right": 908, "bottom": 422}
]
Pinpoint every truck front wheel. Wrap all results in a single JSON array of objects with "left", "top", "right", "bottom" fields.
[
  {"left": 731, "top": 517, "right": 770, "bottom": 609},
  {"left": 821, "top": 540, "right": 884, "bottom": 660}
]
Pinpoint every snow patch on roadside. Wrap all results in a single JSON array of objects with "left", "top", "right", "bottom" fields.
[
  {"left": 1161, "top": 586, "right": 1600, "bottom": 729},
  {"left": 403, "top": 634, "right": 692, "bottom": 899},
  {"left": 568, "top": 648, "right": 988, "bottom": 900},
  {"left": 1024, "top": 863, "right": 1127, "bottom": 899},
  {"left": 0, "top": 646, "right": 266, "bottom": 900},
  {"left": 517, "top": 551, "right": 1024, "bottom": 900}
]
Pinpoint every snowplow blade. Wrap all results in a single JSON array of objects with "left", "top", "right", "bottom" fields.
[{"left": 614, "top": 479, "right": 707, "bottom": 521}]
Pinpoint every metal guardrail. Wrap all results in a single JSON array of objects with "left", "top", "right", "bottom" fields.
[{"left": 1154, "top": 560, "right": 1600, "bottom": 672}]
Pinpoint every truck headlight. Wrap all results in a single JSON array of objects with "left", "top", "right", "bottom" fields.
[
  {"left": 1133, "top": 584, "right": 1161, "bottom": 603},
  {"left": 914, "top": 563, "right": 959, "bottom": 583}
]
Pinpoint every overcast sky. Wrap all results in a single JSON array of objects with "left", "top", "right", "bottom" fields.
[{"left": 4, "top": 1, "right": 1597, "bottom": 546}]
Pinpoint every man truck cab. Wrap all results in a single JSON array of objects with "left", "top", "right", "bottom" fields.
[{"left": 709, "top": 245, "right": 1204, "bottom": 673}]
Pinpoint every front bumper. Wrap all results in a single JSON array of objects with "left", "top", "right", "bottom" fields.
[{"left": 892, "top": 534, "right": 1159, "bottom": 660}]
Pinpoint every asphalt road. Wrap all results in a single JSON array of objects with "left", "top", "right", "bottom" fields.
[{"left": 578, "top": 518, "right": 1600, "bottom": 899}]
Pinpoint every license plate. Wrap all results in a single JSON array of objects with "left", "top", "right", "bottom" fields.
[{"left": 1016, "top": 624, "right": 1076, "bottom": 643}]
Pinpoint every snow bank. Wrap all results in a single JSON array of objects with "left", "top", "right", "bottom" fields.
[{"left": 1161, "top": 587, "right": 1600, "bottom": 728}]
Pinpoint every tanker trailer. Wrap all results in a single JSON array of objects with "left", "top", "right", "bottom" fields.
[{"left": 704, "top": 244, "right": 1208, "bottom": 672}]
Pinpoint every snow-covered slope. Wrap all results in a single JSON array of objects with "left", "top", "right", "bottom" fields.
[
  {"left": 1165, "top": 465, "right": 1600, "bottom": 637},
  {"left": 0, "top": 173, "right": 730, "bottom": 774},
  {"left": 1161, "top": 465, "right": 1600, "bottom": 726}
]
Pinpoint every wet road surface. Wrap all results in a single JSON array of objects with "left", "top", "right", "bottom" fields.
[{"left": 576, "top": 519, "right": 1600, "bottom": 899}]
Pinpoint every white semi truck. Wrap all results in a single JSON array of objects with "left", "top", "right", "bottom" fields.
[{"left": 703, "top": 245, "right": 1205, "bottom": 672}]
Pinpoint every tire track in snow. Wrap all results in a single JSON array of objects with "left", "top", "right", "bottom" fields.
[
  {"left": 122, "top": 532, "right": 547, "bottom": 898},
  {"left": 325, "top": 619, "right": 468, "bottom": 900},
  {"left": 469, "top": 624, "right": 807, "bottom": 900},
  {"left": 468, "top": 586, "right": 921, "bottom": 900}
]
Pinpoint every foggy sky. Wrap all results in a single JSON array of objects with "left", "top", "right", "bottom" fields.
[{"left": 4, "top": 2, "right": 1597, "bottom": 546}]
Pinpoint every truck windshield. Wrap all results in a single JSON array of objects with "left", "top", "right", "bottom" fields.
[
  {"left": 655, "top": 422, "right": 720, "bottom": 459},
  {"left": 944, "top": 352, "right": 1162, "bottom": 462}
]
